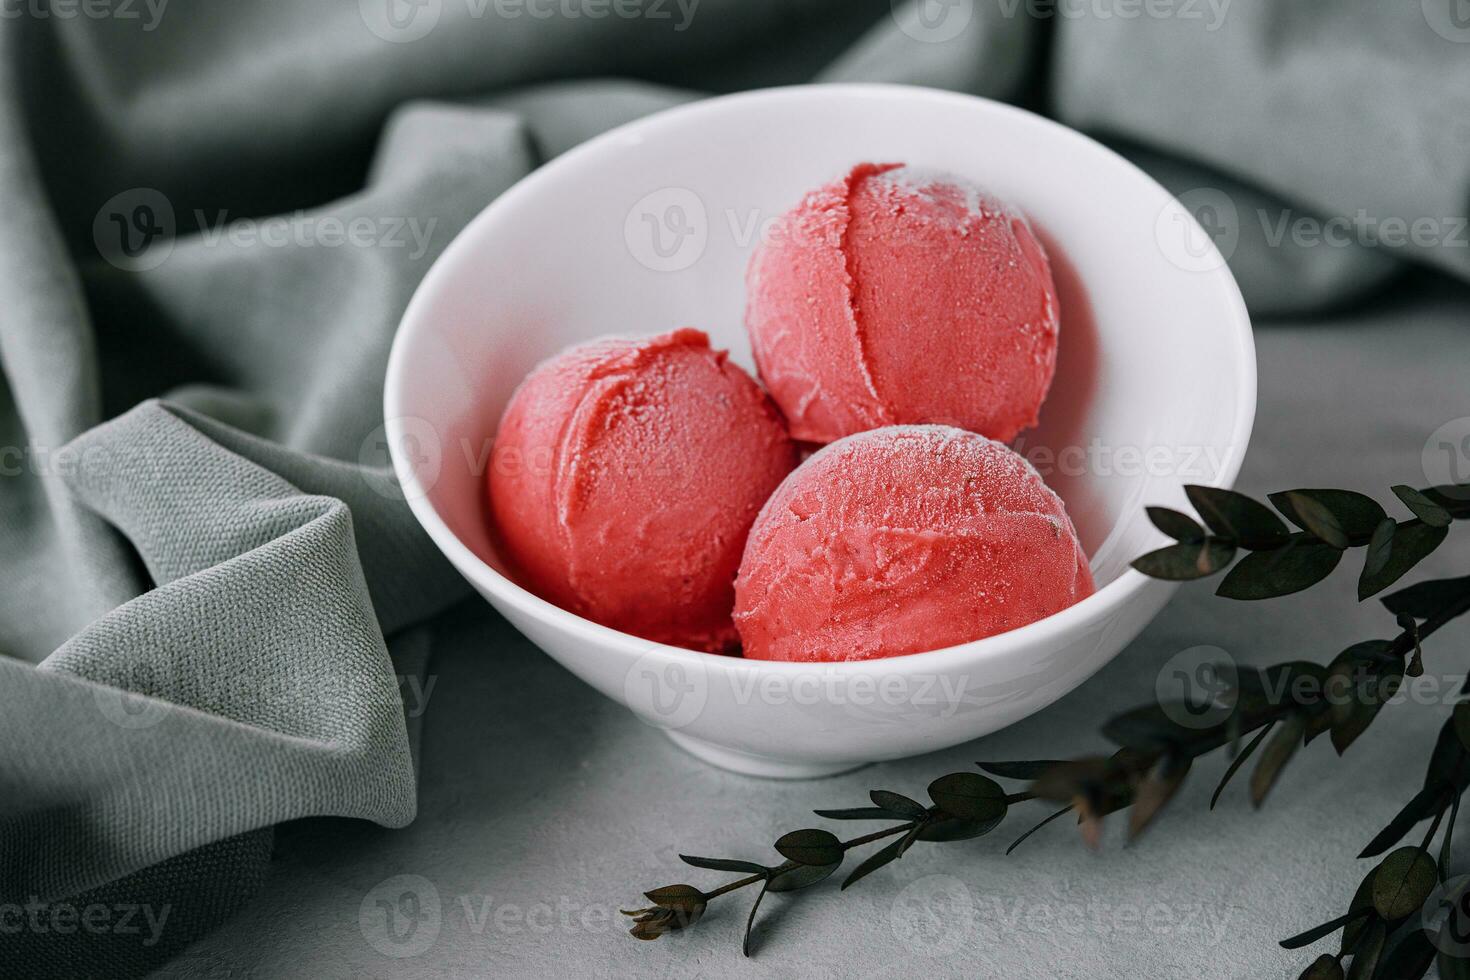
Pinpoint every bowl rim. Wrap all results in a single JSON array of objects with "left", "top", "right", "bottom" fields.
[{"left": 384, "top": 81, "right": 1256, "bottom": 675}]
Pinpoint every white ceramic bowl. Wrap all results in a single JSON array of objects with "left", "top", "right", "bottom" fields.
[{"left": 385, "top": 84, "right": 1255, "bottom": 778}]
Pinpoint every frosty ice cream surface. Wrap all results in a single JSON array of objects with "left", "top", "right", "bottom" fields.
[{"left": 487, "top": 163, "right": 1092, "bottom": 660}]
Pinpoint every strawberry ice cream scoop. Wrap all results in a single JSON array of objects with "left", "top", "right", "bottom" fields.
[
  {"left": 746, "top": 163, "right": 1060, "bottom": 444},
  {"left": 489, "top": 328, "right": 798, "bottom": 653},
  {"left": 733, "top": 426, "right": 1093, "bottom": 662}
]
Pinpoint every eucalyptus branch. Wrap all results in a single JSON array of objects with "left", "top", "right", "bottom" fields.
[
  {"left": 624, "top": 482, "right": 1470, "bottom": 978},
  {"left": 1134, "top": 484, "right": 1467, "bottom": 602}
]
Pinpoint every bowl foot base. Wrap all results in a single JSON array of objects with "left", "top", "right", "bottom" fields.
[{"left": 663, "top": 730, "right": 868, "bottom": 780}]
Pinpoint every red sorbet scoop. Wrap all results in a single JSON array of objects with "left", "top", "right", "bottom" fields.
[
  {"left": 733, "top": 425, "right": 1094, "bottom": 662},
  {"left": 489, "top": 329, "right": 798, "bottom": 653},
  {"left": 745, "top": 163, "right": 1060, "bottom": 444}
]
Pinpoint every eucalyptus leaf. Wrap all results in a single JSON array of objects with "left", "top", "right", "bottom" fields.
[
  {"left": 1424, "top": 485, "right": 1470, "bottom": 518},
  {"left": 1325, "top": 640, "right": 1402, "bottom": 753},
  {"left": 1344, "top": 919, "right": 1385, "bottom": 980},
  {"left": 895, "top": 821, "right": 924, "bottom": 857},
  {"left": 1362, "top": 519, "right": 1396, "bottom": 579},
  {"left": 1262, "top": 661, "right": 1328, "bottom": 704},
  {"left": 1251, "top": 714, "right": 1305, "bottom": 806},
  {"left": 1358, "top": 787, "right": 1440, "bottom": 859},
  {"left": 1297, "top": 953, "right": 1344, "bottom": 980},
  {"left": 1371, "top": 847, "right": 1437, "bottom": 920},
  {"left": 1228, "top": 667, "right": 1274, "bottom": 716},
  {"left": 1398, "top": 613, "right": 1424, "bottom": 678},
  {"left": 1005, "top": 804, "right": 1074, "bottom": 855},
  {"left": 1440, "top": 947, "right": 1470, "bottom": 980},
  {"left": 1358, "top": 521, "right": 1450, "bottom": 600},
  {"left": 1218, "top": 536, "right": 1343, "bottom": 600},
  {"left": 1186, "top": 485, "right": 1291, "bottom": 549},
  {"left": 1129, "top": 757, "right": 1191, "bottom": 838},
  {"left": 1328, "top": 690, "right": 1393, "bottom": 758},
  {"left": 1303, "top": 704, "right": 1336, "bottom": 746},
  {"left": 774, "top": 829, "right": 843, "bottom": 868},
  {"left": 766, "top": 861, "right": 839, "bottom": 893},
  {"left": 1372, "top": 925, "right": 1436, "bottom": 980},
  {"left": 813, "top": 806, "right": 912, "bottom": 821},
  {"left": 1454, "top": 702, "right": 1470, "bottom": 755},
  {"left": 926, "top": 773, "right": 1007, "bottom": 822},
  {"left": 1283, "top": 492, "right": 1351, "bottom": 549},
  {"left": 1436, "top": 873, "right": 1470, "bottom": 976},
  {"left": 1077, "top": 805, "right": 1103, "bottom": 851},
  {"left": 643, "top": 884, "right": 706, "bottom": 913},
  {"left": 1393, "top": 485, "right": 1453, "bottom": 528},
  {"left": 1212, "top": 722, "right": 1273, "bottom": 808},
  {"left": 1423, "top": 719, "right": 1470, "bottom": 794},
  {"left": 1030, "top": 757, "right": 1112, "bottom": 804},
  {"left": 978, "top": 760, "right": 1068, "bottom": 780},
  {"left": 1147, "top": 506, "right": 1206, "bottom": 543},
  {"left": 680, "top": 855, "right": 769, "bottom": 875},
  {"left": 742, "top": 880, "right": 770, "bottom": 957},
  {"left": 1132, "top": 539, "right": 1237, "bottom": 581},
  {"left": 840, "top": 835, "right": 907, "bottom": 891},
  {"left": 1281, "top": 908, "right": 1369, "bottom": 949},
  {"left": 1102, "top": 704, "right": 1195, "bottom": 750},
  {"left": 1329, "top": 692, "right": 1396, "bottom": 757},
  {"left": 1381, "top": 576, "right": 1470, "bottom": 620},
  {"left": 1093, "top": 751, "right": 1149, "bottom": 818},
  {"left": 1340, "top": 871, "right": 1378, "bottom": 954},
  {"left": 868, "top": 790, "right": 928, "bottom": 820},
  {"left": 1442, "top": 795, "right": 1462, "bottom": 883},
  {"left": 1270, "top": 489, "right": 1388, "bottom": 542},
  {"left": 1323, "top": 640, "right": 1399, "bottom": 717},
  {"left": 916, "top": 813, "right": 1005, "bottom": 842}
]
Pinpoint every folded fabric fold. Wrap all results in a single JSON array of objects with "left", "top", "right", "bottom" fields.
[{"left": 1, "top": 402, "right": 462, "bottom": 973}]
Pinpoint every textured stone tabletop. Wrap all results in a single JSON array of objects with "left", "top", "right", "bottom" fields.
[{"left": 155, "top": 280, "right": 1470, "bottom": 979}]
